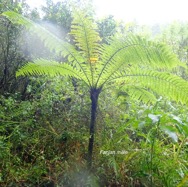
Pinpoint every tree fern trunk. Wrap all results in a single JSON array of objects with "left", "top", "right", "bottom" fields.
[{"left": 87, "top": 88, "right": 100, "bottom": 169}]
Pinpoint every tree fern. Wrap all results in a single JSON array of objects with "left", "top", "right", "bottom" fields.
[{"left": 2, "top": 10, "right": 188, "bottom": 169}]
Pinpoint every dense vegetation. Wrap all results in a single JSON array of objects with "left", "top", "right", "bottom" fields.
[{"left": 1, "top": 0, "right": 188, "bottom": 186}]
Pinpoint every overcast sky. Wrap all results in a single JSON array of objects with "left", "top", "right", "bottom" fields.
[{"left": 27, "top": 0, "right": 188, "bottom": 25}]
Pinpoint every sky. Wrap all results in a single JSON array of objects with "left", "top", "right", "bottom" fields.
[{"left": 26, "top": 0, "right": 188, "bottom": 25}]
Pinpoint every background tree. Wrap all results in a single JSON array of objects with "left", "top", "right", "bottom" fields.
[
  {"left": 97, "top": 15, "right": 117, "bottom": 43},
  {"left": 155, "top": 22, "right": 188, "bottom": 81},
  {"left": 42, "top": 0, "right": 72, "bottom": 38},
  {"left": 3, "top": 9, "right": 188, "bottom": 170},
  {"left": 0, "top": 0, "right": 29, "bottom": 95},
  {"left": 157, "top": 21, "right": 188, "bottom": 63}
]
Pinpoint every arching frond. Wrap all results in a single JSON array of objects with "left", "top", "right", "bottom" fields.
[
  {"left": 71, "top": 10, "right": 101, "bottom": 61},
  {"left": 2, "top": 12, "right": 77, "bottom": 58},
  {"left": 118, "top": 86, "right": 157, "bottom": 104},
  {"left": 70, "top": 10, "right": 101, "bottom": 85},
  {"left": 96, "top": 35, "right": 181, "bottom": 87},
  {"left": 2, "top": 11, "right": 92, "bottom": 86},
  {"left": 16, "top": 59, "right": 89, "bottom": 85},
  {"left": 111, "top": 69, "right": 188, "bottom": 105}
]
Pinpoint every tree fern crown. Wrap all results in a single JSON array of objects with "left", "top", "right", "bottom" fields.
[{"left": 2, "top": 10, "right": 188, "bottom": 105}]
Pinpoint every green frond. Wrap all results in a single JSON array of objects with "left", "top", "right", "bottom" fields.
[
  {"left": 16, "top": 59, "right": 89, "bottom": 85},
  {"left": 71, "top": 10, "right": 101, "bottom": 61},
  {"left": 118, "top": 86, "right": 157, "bottom": 104},
  {"left": 1, "top": 11, "right": 33, "bottom": 28},
  {"left": 112, "top": 69, "right": 188, "bottom": 105},
  {"left": 2, "top": 12, "right": 72, "bottom": 56},
  {"left": 96, "top": 35, "right": 180, "bottom": 87},
  {"left": 2, "top": 11, "right": 93, "bottom": 86},
  {"left": 70, "top": 10, "right": 101, "bottom": 85}
]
